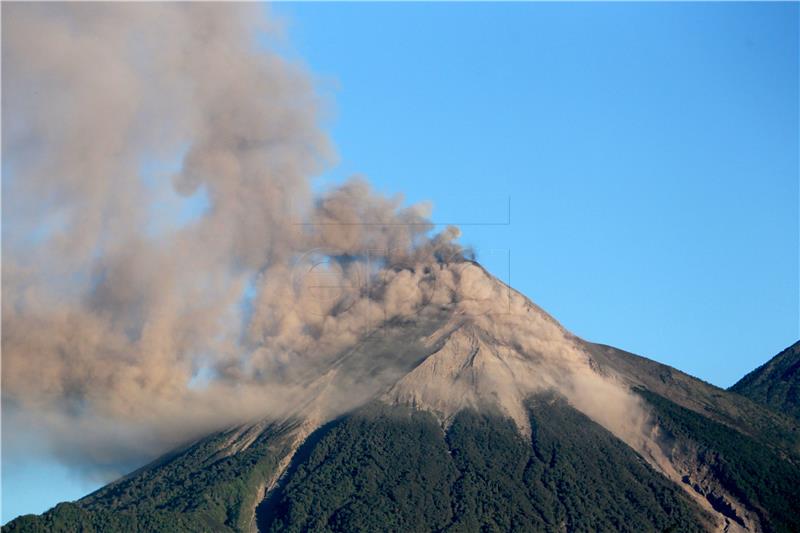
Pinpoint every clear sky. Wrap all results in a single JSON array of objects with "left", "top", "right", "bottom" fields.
[
  {"left": 267, "top": 1, "right": 798, "bottom": 384},
  {"left": 2, "top": 1, "right": 798, "bottom": 524}
]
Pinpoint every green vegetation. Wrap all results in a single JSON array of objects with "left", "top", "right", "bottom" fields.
[
  {"left": 521, "top": 396, "right": 706, "bottom": 532},
  {"left": 730, "top": 340, "right": 800, "bottom": 421},
  {"left": 262, "top": 407, "right": 456, "bottom": 532},
  {"left": 261, "top": 400, "right": 707, "bottom": 533},
  {"left": 10, "top": 389, "right": 800, "bottom": 533},
  {"left": 582, "top": 341, "right": 800, "bottom": 456},
  {"left": 3, "top": 503, "right": 219, "bottom": 533},
  {"left": 641, "top": 388, "right": 800, "bottom": 533},
  {"left": 4, "top": 420, "right": 299, "bottom": 533}
]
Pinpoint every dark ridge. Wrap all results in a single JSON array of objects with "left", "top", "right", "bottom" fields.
[{"left": 730, "top": 340, "right": 800, "bottom": 421}]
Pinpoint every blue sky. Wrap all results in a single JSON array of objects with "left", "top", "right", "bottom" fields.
[
  {"left": 268, "top": 1, "right": 798, "bottom": 385},
  {"left": 3, "top": 1, "right": 798, "bottom": 524}
]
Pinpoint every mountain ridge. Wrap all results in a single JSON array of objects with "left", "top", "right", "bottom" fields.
[{"left": 729, "top": 340, "right": 800, "bottom": 421}]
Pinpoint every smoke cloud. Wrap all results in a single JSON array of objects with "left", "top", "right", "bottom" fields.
[
  {"left": 2, "top": 3, "right": 652, "bottom": 484},
  {"left": 2, "top": 3, "right": 461, "bottom": 475}
]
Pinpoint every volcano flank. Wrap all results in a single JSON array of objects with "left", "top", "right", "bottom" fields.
[{"left": 6, "top": 264, "right": 800, "bottom": 533}]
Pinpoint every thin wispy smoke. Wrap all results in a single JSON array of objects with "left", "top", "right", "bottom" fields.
[{"left": 2, "top": 3, "right": 652, "bottom": 481}]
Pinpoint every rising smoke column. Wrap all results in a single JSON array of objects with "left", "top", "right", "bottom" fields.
[
  {"left": 2, "top": 2, "right": 460, "bottom": 474},
  {"left": 2, "top": 3, "right": 655, "bottom": 485}
]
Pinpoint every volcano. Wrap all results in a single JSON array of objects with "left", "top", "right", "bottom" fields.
[{"left": 5, "top": 264, "right": 800, "bottom": 533}]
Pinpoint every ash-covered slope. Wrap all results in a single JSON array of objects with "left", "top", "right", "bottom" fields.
[
  {"left": 729, "top": 340, "right": 800, "bottom": 421},
  {"left": 5, "top": 264, "right": 800, "bottom": 533}
]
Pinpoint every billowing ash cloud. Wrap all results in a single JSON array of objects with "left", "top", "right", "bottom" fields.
[
  {"left": 3, "top": 3, "right": 655, "bottom": 484},
  {"left": 2, "top": 3, "right": 462, "bottom": 475}
]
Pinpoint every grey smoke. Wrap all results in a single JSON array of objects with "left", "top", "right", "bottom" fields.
[
  {"left": 2, "top": 3, "right": 460, "bottom": 475},
  {"left": 2, "top": 3, "right": 652, "bottom": 485}
]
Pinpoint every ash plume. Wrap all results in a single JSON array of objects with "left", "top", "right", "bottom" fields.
[
  {"left": 2, "top": 3, "right": 653, "bottom": 481},
  {"left": 2, "top": 3, "right": 461, "bottom": 474}
]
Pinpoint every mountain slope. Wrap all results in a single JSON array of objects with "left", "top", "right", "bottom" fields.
[
  {"left": 729, "top": 341, "right": 800, "bottom": 421},
  {"left": 582, "top": 341, "right": 800, "bottom": 455},
  {"left": 640, "top": 389, "right": 800, "bottom": 533},
  {"left": 5, "top": 264, "right": 800, "bottom": 533},
  {"left": 259, "top": 401, "right": 710, "bottom": 533},
  {"left": 5, "top": 419, "right": 308, "bottom": 533},
  {"left": 581, "top": 341, "right": 800, "bottom": 533},
  {"left": 6, "top": 401, "right": 714, "bottom": 533}
]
